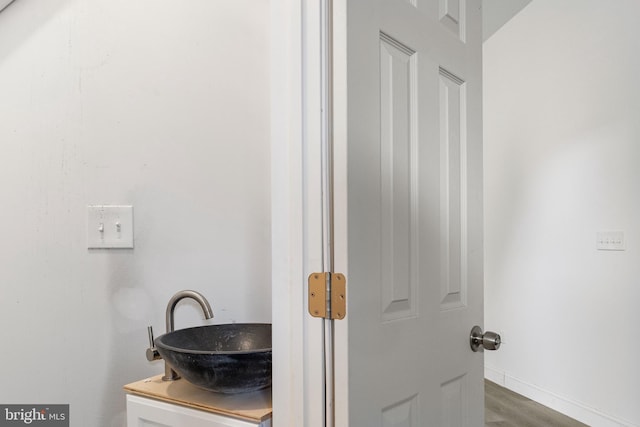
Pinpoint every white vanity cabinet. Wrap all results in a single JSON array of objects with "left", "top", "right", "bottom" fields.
[
  {"left": 124, "top": 375, "right": 272, "bottom": 427},
  {"left": 126, "top": 395, "right": 271, "bottom": 427}
]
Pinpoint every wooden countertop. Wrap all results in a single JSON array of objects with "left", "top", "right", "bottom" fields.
[{"left": 124, "top": 375, "right": 272, "bottom": 423}]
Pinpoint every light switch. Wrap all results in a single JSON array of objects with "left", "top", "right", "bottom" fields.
[
  {"left": 87, "top": 205, "right": 134, "bottom": 249},
  {"left": 596, "top": 231, "right": 625, "bottom": 251}
]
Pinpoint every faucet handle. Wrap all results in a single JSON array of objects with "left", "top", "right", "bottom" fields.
[
  {"left": 146, "top": 325, "right": 161, "bottom": 362},
  {"left": 147, "top": 325, "right": 156, "bottom": 347}
]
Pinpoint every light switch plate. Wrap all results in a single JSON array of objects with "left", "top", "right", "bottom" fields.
[
  {"left": 87, "top": 205, "right": 134, "bottom": 249},
  {"left": 596, "top": 231, "right": 625, "bottom": 251}
]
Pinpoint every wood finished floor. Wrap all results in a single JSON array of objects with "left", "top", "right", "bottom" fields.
[{"left": 485, "top": 380, "right": 588, "bottom": 427}]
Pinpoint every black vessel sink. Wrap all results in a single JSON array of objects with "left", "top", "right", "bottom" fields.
[{"left": 155, "top": 323, "right": 271, "bottom": 394}]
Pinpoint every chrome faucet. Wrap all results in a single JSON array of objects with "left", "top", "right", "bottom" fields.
[{"left": 146, "top": 290, "right": 214, "bottom": 381}]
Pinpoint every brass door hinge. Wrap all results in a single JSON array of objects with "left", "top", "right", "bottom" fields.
[{"left": 308, "top": 272, "right": 346, "bottom": 320}]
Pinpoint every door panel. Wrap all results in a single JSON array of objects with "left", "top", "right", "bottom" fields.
[
  {"left": 379, "top": 32, "right": 418, "bottom": 323},
  {"left": 441, "top": 375, "right": 468, "bottom": 427},
  {"left": 439, "top": 67, "right": 468, "bottom": 311},
  {"left": 439, "top": 0, "right": 466, "bottom": 41},
  {"left": 334, "top": 0, "right": 483, "bottom": 425},
  {"left": 381, "top": 394, "right": 418, "bottom": 427}
]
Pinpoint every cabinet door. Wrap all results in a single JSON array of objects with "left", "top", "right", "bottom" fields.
[{"left": 126, "top": 395, "right": 265, "bottom": 427}]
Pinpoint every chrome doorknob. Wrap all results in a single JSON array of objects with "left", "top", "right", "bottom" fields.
[{"left": 470, "top": 325, "right": 501, "bottom": 352}]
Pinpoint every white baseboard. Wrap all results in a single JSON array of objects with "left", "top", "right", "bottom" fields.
[{"left": 484, "top": 366, "right": 637, "bottom": 427}]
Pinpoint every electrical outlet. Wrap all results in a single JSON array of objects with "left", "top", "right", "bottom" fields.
[{"left": 87, "top": 205, "right": 134, "bottom": 249}]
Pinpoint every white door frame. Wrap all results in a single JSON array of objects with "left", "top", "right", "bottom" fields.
[
  {"left": 271, "top": 1, "right": 350, "bottom": 425},
  {"left": 270, "top": 1, "right": 328, "bottom": 425}
]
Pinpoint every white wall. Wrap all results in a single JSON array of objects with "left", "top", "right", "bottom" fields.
[
  {"left": 482, "top": 0, "right": 531, "bottom": 41},
  {"left": 0, "top": 1, "right": 270, "bottom": 425},
  {"left": 484, "top": 1, "right": 640, "bottom": 426}
]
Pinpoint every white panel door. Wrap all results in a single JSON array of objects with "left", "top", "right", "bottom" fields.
[{"left": 333, "top": 0, "right": 484, "bottom": 425}]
